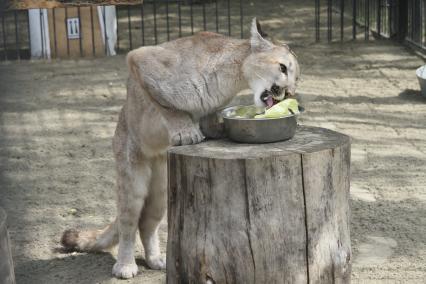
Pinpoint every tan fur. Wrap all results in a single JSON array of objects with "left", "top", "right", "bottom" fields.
[{"left": 61, "top": 18, "right": 300, "bottom": 279}]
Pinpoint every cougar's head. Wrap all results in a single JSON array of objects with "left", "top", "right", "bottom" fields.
[{"left": 242, "top": 18, "right": 300, "bottom": 108}]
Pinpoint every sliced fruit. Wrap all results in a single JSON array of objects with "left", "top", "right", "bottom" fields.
[{"left": 255, "top": 98, "right": 299, "bottom": 119}]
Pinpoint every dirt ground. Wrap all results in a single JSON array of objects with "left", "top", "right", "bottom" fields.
[{"left": 1, "top": 1, "right": 426, "bottom": 284}]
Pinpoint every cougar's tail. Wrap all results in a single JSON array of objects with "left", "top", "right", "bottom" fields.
[{"left": 61, "top": 220, "right": 118, "bottom": 252}]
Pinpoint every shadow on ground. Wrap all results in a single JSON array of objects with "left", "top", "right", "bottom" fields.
[
  {"left": 16, "top": 253, "right": 116, "bottom": 284},
  {"left": 399, "top": 89, "right": 426, "bottom": 102}
]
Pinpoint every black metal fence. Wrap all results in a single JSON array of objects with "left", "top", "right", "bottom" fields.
[
  {"left": 406, "top": 0, "right": 426, "bottom": 50},
  {"left": 115, "top": 0, "right": 245, "bottom": 53},
  {"left": 0, "top": 9, "right": 30, "bottom": 60},
  {"left": 1, "top": 0, "right": 426, "bottom": 61},
  {"left": 315, "top": 0, "right": 392, "bottom": 42},
  {"left": 315, "top": 0, "right": 426, "bottom": 51}
]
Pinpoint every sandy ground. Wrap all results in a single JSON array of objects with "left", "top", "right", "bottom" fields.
[{"left": 1, "top": 1, "right": 426, "bottom": 283}]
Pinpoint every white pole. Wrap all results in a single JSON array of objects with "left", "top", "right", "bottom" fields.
[
  {"left": 28, "top": 9, "right": 51, "bottom": 59},
  {"left": 97, "top": 6, "right": 117, "bottom": 56}
]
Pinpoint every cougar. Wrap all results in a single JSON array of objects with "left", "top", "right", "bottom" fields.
[{"left": 61, "top": 18, "right": 300, "bottom": 279}]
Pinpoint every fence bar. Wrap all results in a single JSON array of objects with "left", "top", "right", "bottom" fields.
[
  {"left": 2, "top": 13, "right": 7, "bottom": 60},
  {"left": 420, "top": 0, "right": 423, "bottom": 44},
  {"left": 27, "top": 12, "right": 31, "bottom": 57},
  {"left": 389, "top": 0, "right": 393, "bottom": 38},
  {"left": 40, "top": 10, "right": 46, "bottom": 59},
  {"left": 353, "top": 0, "right": 357, "bottom": 39},
  {"left": 141, "top": 4, "right": 145, "bottom": 46},
  {"left": 227, "top": 0, "right": 231, "bottom": 36},
  {"left": 215, "top": 0, "right": 219, "bottom": 33},
  {"left": 365, "top": 0, "right": 370, "bottom": 40},
  {"left": 78, "top": 7, "right": 83, "bottom": 56},
  {"left": 384, "top": 0, "right": 388, "bottom": 36},
  {"left": 340, "top": 0, "right": 344, "bottom": 41},
  {"left": 116, "top": 6, "right": 120, "bottom": 52},
  {"left": 90, "top": 6, "right": 96, "bottom": 56},
  {"left": 315, "top": 0, "right": 320, "bottom": 42},
  {"left": 127, "top": 5, "right": 133, "bottom": 50},
  {"left": 65, "top": 7, "right": 70, "bottom": 57},
  {"left": 418, "top": 0, "right": 421, "bottom": 41},
  {"left": 411, "top": 0, "right": 415, "bottom": 41},
  {"left": 412, "top": 0, "right": 415, "bottom": 40},
  {"left": 153, "top": 0, "right": 158, "bottom": 43},
  {"left": 377, "top": 0, "right": 381, "bottom": 35},
  {"left": 178, "top": 0, "right": 182, "bottom": 37},
  {"left": 414, "top": 0, "right": 420, "bottom": 41},
  {"left": 411, "top": 0, "right": 414, "bottom": 40},
  {"left": 423, "top": 0, "right": 426, "bottom": 45},
  {"left": 202, "top": 1, "right": 206, "bottom": 31},
  {"left": 407, "top": 0, "right": 410, "bottom": 40},
  {"left": 166, "top": 0, "right": 170, "bottom": 40},
  {"left": 327, "top": 0, "right": 332, "bottom": 42},
  {"left": 52, "top": 8, "right": 58, "bottom": 57},
  {"left": 14, "top": 11, "right": 20, "bottom": 59},
  {"left": 103, "top": 6, "right": 107, "bottom": 55},
  {"left": 190, "top": 0, "right": 194, "bottom": 35},
  {"left": 240, "top": 0, "right": 243, "bottom": 38}
]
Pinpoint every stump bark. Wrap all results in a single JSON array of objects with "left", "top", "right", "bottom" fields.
[
  {"left": 167, "top": 126, "right": 351, "bottom": 284},
  {"left": 0, "top": 208, "right": 15, "bottom": 284}
]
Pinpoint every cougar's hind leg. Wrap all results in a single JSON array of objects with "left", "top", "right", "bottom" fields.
[
  {"left": 112, "top": 109, "right": 151, "bottom": 279},
  {"left": 138, "top": 154, "right": 167, "bottom": 270}
]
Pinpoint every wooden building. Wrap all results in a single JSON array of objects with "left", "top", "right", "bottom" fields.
[{"left": 4, "top": 0, "right": 141, "bottom": 59}]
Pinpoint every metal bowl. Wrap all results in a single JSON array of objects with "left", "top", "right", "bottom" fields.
[
  {"left": 416, "top": 65, "right": 426, "bottom": 97},
  {"left": 221, "top": 105, "right": 303, "bottom": 143}
]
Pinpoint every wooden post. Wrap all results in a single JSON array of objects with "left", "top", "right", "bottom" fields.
[
  {"left": 167, "top": 126, "right": 351, "bottom": 284},
  {"left": 0, "top": 208, "right": 15, "bottom": 284}
]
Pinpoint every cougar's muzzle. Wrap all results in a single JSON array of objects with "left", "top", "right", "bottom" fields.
[{"left": 260, "top": 83, "right": 291, "bottom": 107}]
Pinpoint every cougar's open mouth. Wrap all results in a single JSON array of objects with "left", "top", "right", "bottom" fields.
[{"left": 260, "top": 87, "right": 291, "bottom": 108}]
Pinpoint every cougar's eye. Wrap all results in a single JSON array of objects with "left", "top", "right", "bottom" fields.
[{"left": 280, "top": 64, "right": 287, "bottom": 75}]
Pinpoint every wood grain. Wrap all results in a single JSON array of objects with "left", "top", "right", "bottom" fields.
[
  {"left": 47, "top": 7, "right": 105, "bottom": 58},
  {"left": 0, "top": 208, "right": 15, "bottom": 284},
  {"left": 167, "top": 126, "right": 351, "bottom": 283}
]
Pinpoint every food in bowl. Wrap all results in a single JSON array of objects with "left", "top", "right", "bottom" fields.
[
  {"left": 226, "top": 98, "right": 300, "bottom": 119},
  {"left": 254, "top": 98, "right": 299, "bottom": 119},
  {"left": 221, "top": 102, "right": 303, "bottom": 143}
]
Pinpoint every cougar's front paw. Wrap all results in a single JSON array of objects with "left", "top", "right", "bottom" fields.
[
  {"left": 112, "top": 261, "right": 138, "bottom": 279},
  {"left": 146, "top": 256, "right": 166, "bottom": 270},
  {"left": 171, "top": 126, "right": 205, "bottom": 146}
]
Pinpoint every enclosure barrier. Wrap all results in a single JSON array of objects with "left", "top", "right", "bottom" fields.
[
  {"left": 315, "top": 0, "right": 392, "bottom": 41},
  {"left": 0, "top": 0, "right": 245, "bottom": 60},
  {"left": 1, "top": 0, "right": 426, "bottom": 61},
  {"left": 315, "top": 0, "right": 426, "bottom": 51}
]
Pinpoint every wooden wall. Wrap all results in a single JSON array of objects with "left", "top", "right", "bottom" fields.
[{"left": 47, "top": 7, "right": 105, "bottom": 58}]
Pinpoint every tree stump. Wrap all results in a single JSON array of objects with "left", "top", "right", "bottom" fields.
[
  {"left": 0, "top": 208, "right": 15, "bottom": 284},
  {"left": 167, "top": 126, "right": 351, "bottom": 284}
]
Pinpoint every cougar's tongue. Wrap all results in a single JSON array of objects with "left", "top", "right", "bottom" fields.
[{"left": 266, "top": 96, "right": 274, "bottom": 108}]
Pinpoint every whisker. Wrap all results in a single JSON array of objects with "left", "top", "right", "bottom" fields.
[{"left": 254, "top": 72, "right": 269, "bottom": 84}]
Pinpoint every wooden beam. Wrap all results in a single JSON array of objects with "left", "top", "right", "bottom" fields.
[{"left": 4, "top": 0, "right": 143, "bottom": 10}]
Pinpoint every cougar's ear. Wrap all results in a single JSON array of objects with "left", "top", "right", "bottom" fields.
[{"left": 250, "top": 18, "right": 273, "bottom": 52}]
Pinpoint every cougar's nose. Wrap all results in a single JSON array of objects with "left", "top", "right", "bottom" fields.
[{"left": 270, "top": 84, "right": 282, "bottom": 95}]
